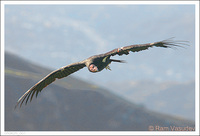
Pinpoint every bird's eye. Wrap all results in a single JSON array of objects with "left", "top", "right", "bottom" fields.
[{"left": 90, "top": 64, "right": 94, "bottom": 68}]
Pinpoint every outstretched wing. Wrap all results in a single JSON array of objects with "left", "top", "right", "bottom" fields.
[
  {"left": 15, "top": 62, "right": 86, "bottom": 108},
  {"left": 104, "top": 38, "right": 188, "bottom": 56}
]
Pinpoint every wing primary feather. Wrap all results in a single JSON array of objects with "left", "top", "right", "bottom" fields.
[
  {"left": 30, "top": 89, "right": 36, "bottom": 102},
  {"left": 35, "top": 88, "right": 40, "bottom": 98},
  {"left": 22, "top": 92, "right": 30, "bottom": 105},
  {"left": 17, "top": 89, "right": 32, "bottom": 107},
  {"left": 15, "top": 62, "right": 86, "bottom": 108},
  {"left": 160, "top": 41, "right": 188, "bottom": 49},
  {"left": 104, "top": 38, "right": 188, "bottom": 57},
  {"left": 27, "top": 87, "right": 38, "bottom": 103},
  {"left": 35, "top": 83, "right": 43, "bottom": 97},
  {"left": 25, "top": 91, "right": 33, "bottom": 104}
]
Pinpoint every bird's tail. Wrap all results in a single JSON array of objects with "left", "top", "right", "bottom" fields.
[{"left": 110, "top": 59, "right": 126, "bottom": 63}]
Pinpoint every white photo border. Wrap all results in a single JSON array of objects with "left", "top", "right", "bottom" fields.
[{"left": 1, "top": 1, "right": 199, "bottom": 136}]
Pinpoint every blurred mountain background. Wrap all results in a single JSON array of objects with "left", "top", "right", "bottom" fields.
[
  {"left": 5, "top": 52, "right": 195, "bottom": 131},
  {"left": 4, "top": 4, "right": 195, "bottom": 131}
]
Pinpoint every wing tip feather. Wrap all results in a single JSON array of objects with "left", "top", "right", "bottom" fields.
[{"left": 160, "top": 38, "right": 190, "bottom": 49}]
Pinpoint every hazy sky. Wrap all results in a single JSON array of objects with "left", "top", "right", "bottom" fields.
[
  {"left": 5, "top": 3, "right": 195, "bottom": 89},
  {"left": 3, "top": 2, "right": 197, "bottom": 121}
]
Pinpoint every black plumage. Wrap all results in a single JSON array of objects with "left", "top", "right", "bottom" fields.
[{"left": 15, "top": 38, "right": 188, "bottom": 108}]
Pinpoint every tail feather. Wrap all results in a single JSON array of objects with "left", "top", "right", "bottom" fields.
[{"left": 110, "top": 59, "right": 126, "bottom": 63}]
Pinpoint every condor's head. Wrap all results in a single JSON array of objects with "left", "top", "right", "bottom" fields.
[{"left": 88, "top": 64, "right": 99, "bottom": 73}]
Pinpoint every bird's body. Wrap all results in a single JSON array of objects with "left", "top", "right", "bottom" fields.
[
  {"left": 85, "top": 54, "right": 122, "bottom": 72},
  {"left": 85, "top": 54, "right": 110, "bottom": 72},
  {"left": 15, "top": 38, "right": 188, "bottom": 108}
]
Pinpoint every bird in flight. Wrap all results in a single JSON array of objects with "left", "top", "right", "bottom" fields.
[{"left": 15, "top": 38, "right": 187, "bottom": 108}]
